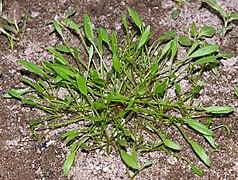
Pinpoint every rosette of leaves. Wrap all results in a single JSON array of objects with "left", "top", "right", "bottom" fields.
[{"left": 4, "top": 7, "right": 234, "bottom": 178}]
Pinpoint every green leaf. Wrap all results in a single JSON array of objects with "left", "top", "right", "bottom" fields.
[
  {"left": 53, "top": 19, "right": 64, "bottom": 39},
  {"left": 163, "top": 139, "right": 181, "bottom": 150},
  {"left": 160, "top": 41, "right": 172, "bottom": 58},
  {"left": 119, "top": 139, "right": 127, "bottom": 147},
  {"left": 63, "top": 18, "right": 82, "bottom": 38},
  {"left": 228, "top": 13, "right": 238, "bottom": 21},
  {"left": 56, "top": 44, "right": 71, "bottom": 53},
  {"left": 189, "top": 140, "right": 210, "bottom": 167},
  {"left": 111, "top": 31, "right": 118, "bottom": 54},
  {"left": 187, "top": 40, "right": 200, "bottom": 57},
  {"left": 128, "top": 7, "right": 142, "bottom": 30},
  {"left": 192, "top": 81, "right": 204, "bottom": 94},
  {"left": 65, "top": 132, "right": 80, "bottom": 143},
  {"left": 120, "top": 150, "right": 139, "bottom": 170},
  {"left": 112, "top": 54, "right": 121, "bottom": 73},
  {"left": 7, "top": 89, "right": 23, "bottom": 99},
  {"left": 65, "top": 8, "right": 76, "bottom": 18},
  {"left": 174, "top": 82, "right": 181, "bottom": 95},
  {"left": 17, "top": 60, "right": 45, "bottom": 75},
  {"left": 137, "top": 88, "right": 147, "bottom": 96},
  {"left": 76, "top": 74, "right": 87, "bottom": 96},
  {"left": 159, "top": 31, "right": 176, "bottom": 42},
  {"left": 154, "top": 80, "right": 167, "bottom": 94},
  {"left": 202, "top": 0, "right": 226, "bottom": 18},
  {"left": 53, "top": 66, "right": 71, "bottom": 81},
  {"left": 84, "top": 14, "right": 94, "bottom": 44},
  {"left": 234, "top": 84, "right": 238, "bottom": 97},
  {"left": 172, "top": 9, "right": 180, "bottom": 20},
  {"left": 22, "top": 99, "right": 36, "bottom": 106},
  {"left": 189, "top": 164, "right": 204, "bottom": 176},
  {"left": 97, "top": 28, "right": 103, "bottom": 55},
  {"left": 191, "top": 22, "right": 198, "bottom": 37},
  {"left": 54, "top": 65, "right": 75, "bottom": 77},
  {"left": 122, "top": 13, "right": 129, "bottom": 34},
  {"left": 209, "top": 62, "right": 219, "bottom": 75},
  {"left": 185, "top": 119, "right": 213, "bottom": 136},
  {"left": 199, "top": 26, "right": 216, "bottom": 37},
  {"left": 193, "top": 56, "right": 218, "bottom": 65},
  {"left": 189, "top": 45, "right": 219, "bottom": 58},
  {"left": 89, "top": 45, "right": 94, "bottom": 62},
  {"left": 171, "top": 35, "right": 178, "bottom": 60},
  {"left": 217, "top": 51, "right": 236, "bottom": 59},
  {"left": 204, "top": 134, "right": 217, "bottom": 148},
  {"left": 100, "top": 27, "right": 110, "bottom": 46},
  {"left": 179, "top": 35, "right": 192, "bottom": 46},
  {"left": 3, "top": 89, "right": 32, "bottom": 98},
  {"left": 204, "top": 106, "right": 234, "bottom": 114},
  {"left": 47, "top": 46, "right": 68, "bottom": 65},
  {"left": 63, "top": 150, "right": 76, "bottom": 176},
  {"left": 138, "top": 25, "right": 150, "bottom": 49}
]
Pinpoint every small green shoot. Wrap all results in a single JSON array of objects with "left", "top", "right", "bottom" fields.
[
  {"left": 0, "top": 1, "right": 28, "bottom": 49},
  {"left": 202, "top": 0, "right": 238, "bottom": 42}
]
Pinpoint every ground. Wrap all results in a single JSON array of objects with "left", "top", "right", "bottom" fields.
[{"left": 0, "top": 0, "right": 238, "bottom": 179}]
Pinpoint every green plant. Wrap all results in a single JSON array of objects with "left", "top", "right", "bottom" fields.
[
  {"left": 234, "top": 84, "right": 238, "bottom": 97},
  {"left": 172, "top": 0, "right": 186, "bottom": 20},
  {"left": 4, "top": 7, "right": 234, "bottom": 178},
  {"left": 202, "top": 0, "right": 238, "bottom": 42},
  {"left": 0, "top": 0, "right": 28, "bottom": 49}
]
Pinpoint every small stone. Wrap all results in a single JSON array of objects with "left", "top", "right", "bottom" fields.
[
  {"left": 31, "top": 11, "right": 40, "bottom": 18},
  {"left": 102, "top": 166, "right": 109, "bottom": 173}
]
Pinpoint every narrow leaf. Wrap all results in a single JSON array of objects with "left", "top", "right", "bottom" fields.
[
  {"left": 193, "top": 56, "right": 218, "bottom": 65},
  {"left": 189, "top": 45, "right": 219, "bottom": 58},
  {"left": 3, "top": 89, "right": 32, "bottom": 98},
  {"left": 111, "top": 31, "right": 118, "bottom": 54},
  {"left": 189, "top": 140, "right": 210, "bottom": 167},
  {"left": 138, "top": 25, "right": 150, "bottom": 49},
  {"left": 171, "top": 35, "right": 178, "bottom": 60},
  {"left": 174, "top": 82, "right": 181, "bottom": 95},
  {"left": 204, "top": 106, "right": 234, "bottom": 114},
  {"left": 190, "top": 164, "right": 204, "bottom": 176},
  {"left": 76, "top": 74, "right": 87, "bottom": 96},
  {"left": 112, "top": 54, "right": 121, "bottom": 73},
  {"left": 191, "top": 22, "right": 198, "bottom": 37},
  {"left": 163, "top": 139, "right": 181, "bottom": 150},
  {"left": 128, "top": 7, "right": 142, "bottom": 30},
  {"left": 84, "top": 14, "right": 94, "bottom": 44},
  {"left": 63, "top": 151, "right": 76, "bottom": 176},
  {"left": 53, "top": 19, "right": 64, "bottom": 38},
  {"left": 120, "top": 150, "right": 139, "bottom": 170},
  {"left": 47, "top": 46, "right": 68, "bottom": 65},
  {"left": 56, "top": 44, "right": 70, "bottom": 53},
  {"left": 217, "top": 51, "right": 236, "bottom": 59},
  {"left": 204, "top": 134, "right": 217, "bottom": 148},
  {"left": 185, "top": 119, "right": 213, "bottom": 136},
  {"left": 17, "top": 60, "right": 45, "bottom": 75}
]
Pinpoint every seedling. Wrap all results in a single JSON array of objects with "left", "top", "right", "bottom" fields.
[
  {"left": 4, "top": 7, "right": 234, "bottom": 178},
  {"left": 202, "top": 0, "right": 238, "bottom": 42},
  {"left": 0, "top": 0, "right": 28, "bottom": 49}
]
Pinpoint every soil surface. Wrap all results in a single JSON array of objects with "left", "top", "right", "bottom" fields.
[{"left": 0, "top": 0, "right": 237, "bottom": 179}]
